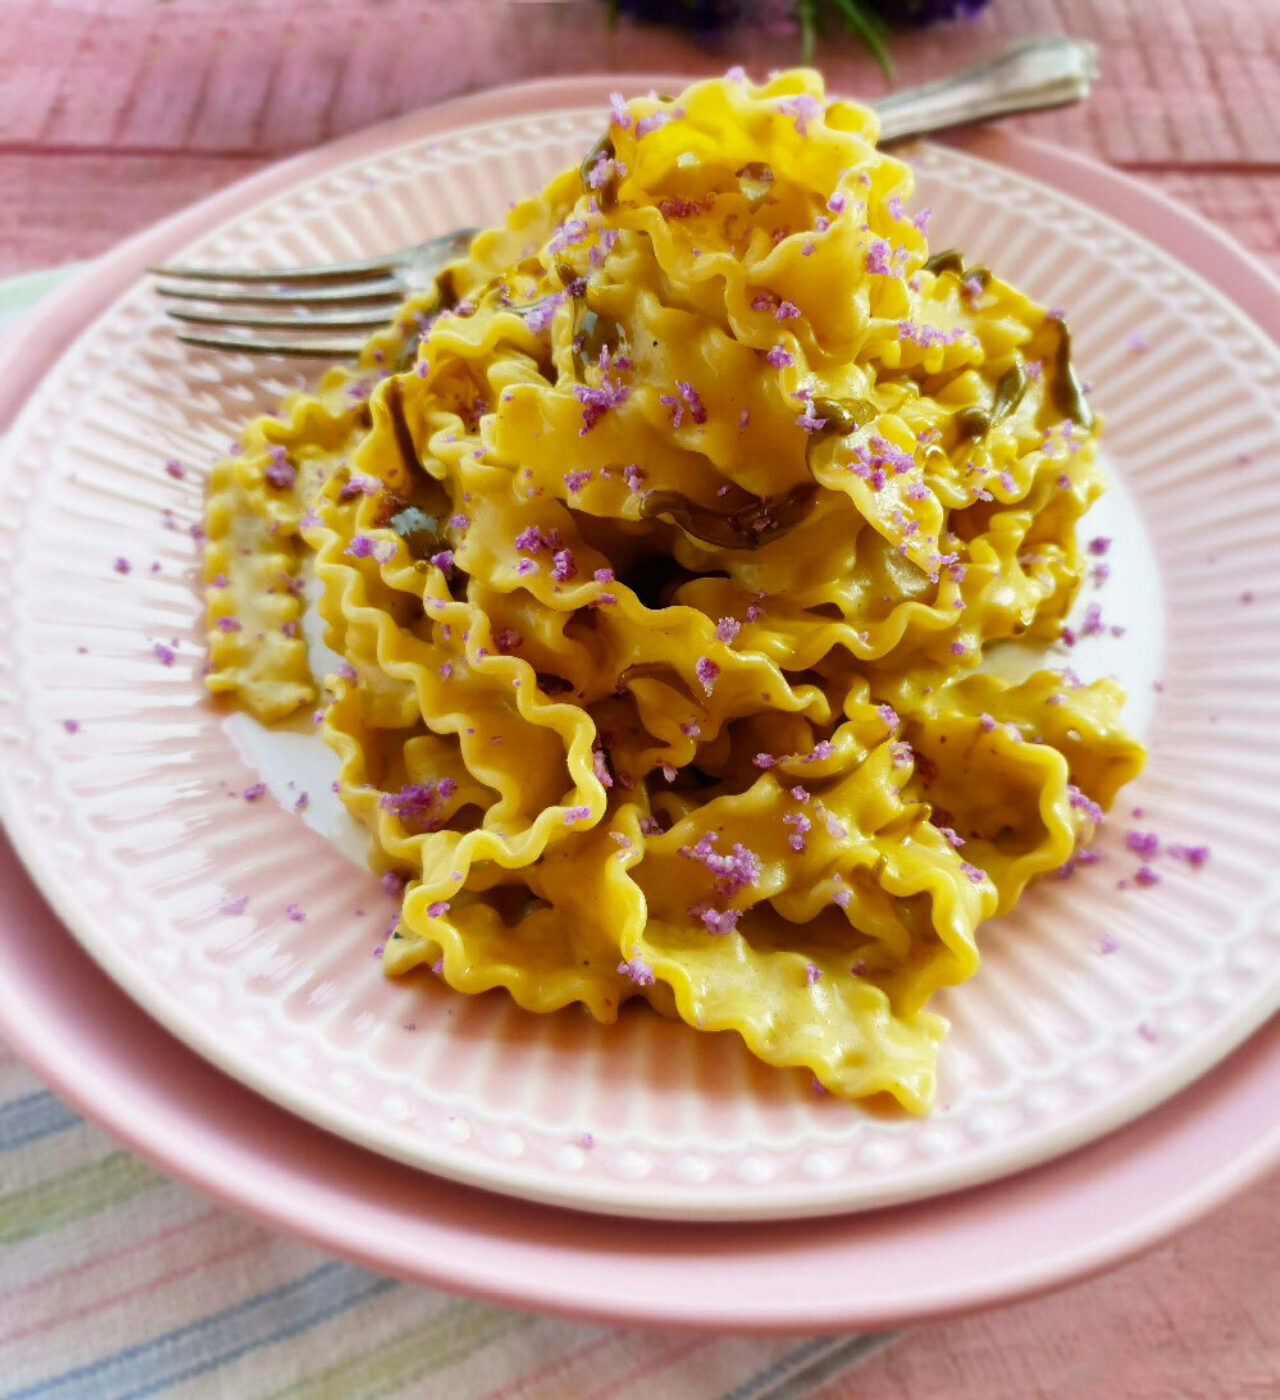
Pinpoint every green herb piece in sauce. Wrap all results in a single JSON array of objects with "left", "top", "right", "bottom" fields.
[
  {"left": 388, "top": 507, "right": 440, "bottom": 559},
  {"left": 640, "top": 482, "right": 817, "bottom": 551},
  {"left": 572, "top": 307, "right": 626, "bottom": 380},
  {"left": 957, "top": 362, "right": 1028, "bottom": 440},
  {"left": 991, "top": 362, "right": 1027, "bottom": 423},
  {"left": 579, "top": 132, "right": 619, "bottom": 210},
  {"left": 923, "top": 248, "right": 965, "bottom": 276},
  {"left": 1049, "top": 317, "right": 1094, "bottom": 431},
  {"left": 736, "top": 162, "right": 775, "bottom": 212},
  {"left": 809, "top": 396, "right": 876, "bottom": 435}
]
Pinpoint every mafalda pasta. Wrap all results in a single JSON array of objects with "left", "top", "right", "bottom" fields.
[{"left": 203, "top": 70, "right": 1143, "bottom": 1111}]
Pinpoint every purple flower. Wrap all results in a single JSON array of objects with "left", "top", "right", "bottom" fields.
[
  {"left": 1126, "top": 830, "right": 1159, "bottom": 860},
  {"left": 779, "top": 93, "right": 822, "bottom": 136},
  {"left": 1068, "top": 784, "right": 1104, "bottom": 825},
  {"left": 265, "top": 456, "right": 296, "bottom": 490},
  {"left": 1169, "top": 843, "right": 1210, "bottom": 868},
  {"left": 571, "top": 374, "right": 630, "bottom": 435},
  {"left": 380, "top": 779, "right": 455, "bottom": 830},
  {"left": 609, "top": 91, "right": 633, "bottom": 130},
  {"left": 675, "top": 380, "right": 707, "bottom": 424},
  {"left": 694, "top": 905, "right": 740, "bottom": 937},
  {"left": 635, "top": 109, "right": 673, "bottom": 140},
  {"left": 678, "top": 831, "right": 761, "bottom": 898},
  {"left": 783, "top": 811, "right": 811, "bottom": 852},
  {"left": 617, "top": 956, "right": 655, "bottom": 986},
  {"left": 865, "top": 238, "right": 894, "bottom": 276},
  {"left": 524, "top": 291, "right": 563, "bottom": 334}
]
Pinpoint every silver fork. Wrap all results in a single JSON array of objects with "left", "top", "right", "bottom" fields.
[{"left": 154, "top": 35, "right": 1096, "bottom": 359}]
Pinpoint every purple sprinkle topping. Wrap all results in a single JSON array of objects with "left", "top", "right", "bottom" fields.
[
  {"left": 286, "top": 903, "right": 306, "bottom": 922},
  {"left": 618, "top": 956, "right": 655, "bottom": 986},
  {"left": 609, "top": 91, "right": 633, "bottom": 130},
  {"left": 1134, "top": 865, "right": 1160, "bottom": 887},
  {"left": 679, "top": 832, "right": 761, "bottom": 898},
  {"left": 154, "top": 643, "right": 175, "bottom": 666},
  {"left": 426, "top": 900, "right": 450, "bottom": 918},
  {"left": 564, "top": 804, "right": 591, "bottom": 824},
  {"left": 265, "top": 457, "right": 296, "bottom": 490},
  {"left": 62, "top": 719, "right": 80, "bottom": 734},
  {"left": 805, "top": 962, "right": 822, "bottom": 985},
  {"left": 1125, "top": 830, "right": 1159, "bottom": 860},
  {"left": 766, "top": 345, "right": 793, "bottom": 369},
  {"left": 114, "top": 557, "right": 131, "bottom": 575},
  {"left": 675, "top": 380, "right": 707, "bottom": 424},
  {"left": 779, "top": 93, "right": 821, "bottom": 135},
  {"left": 1168, "top": 843, "right": 1210, "bottom": 868},
  {"left": 961, "top": 862, "right": 986, "bottom": 886},
  {"left": 563, "top": 469, "right": 591, "bottom": 494},
  {"left": 714, "top": 616, "right": 741, "bottom": 644},
  {"left": 571, "top": 373, "right": 630, "bottom": 435},
  {"left": 694, "top": 656, "right": 719, "bottom": 695},
  {"left": 1068, "top": 784, "right": 1105, "bottom": 825},
  {"left": 865, "top": 238, "right": 893, "bottom": 276},
  {"left": 219, "top": 894, "right": 249, "bottom": 916}
]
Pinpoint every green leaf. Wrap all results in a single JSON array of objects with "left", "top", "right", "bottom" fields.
[{"left": 826, "top": 0, "right": 895, "bottom": 80}]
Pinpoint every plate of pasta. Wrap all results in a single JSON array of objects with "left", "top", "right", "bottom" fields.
[{"left": 0, "top": 70, "right": 1276, "bottom": 1221}]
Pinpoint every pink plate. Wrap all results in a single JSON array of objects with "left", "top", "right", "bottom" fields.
[
  {"left": 0, "top": 78, "right": 1277, "bottom": 1321},
  {"left": 0, "top": 823, "right": 1276, "bottom": 1332},
  {"left": 0, "top": 77, "right": 1277, "bottom": 1221}
]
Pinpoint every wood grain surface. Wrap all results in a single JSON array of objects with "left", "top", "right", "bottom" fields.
[{"left": 2, "top": 2, "right": 1277, "bottom": 1394}]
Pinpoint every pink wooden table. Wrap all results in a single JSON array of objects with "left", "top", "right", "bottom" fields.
[{"left": 3, "top": 1, "right": 1278, "bottom": 1392}]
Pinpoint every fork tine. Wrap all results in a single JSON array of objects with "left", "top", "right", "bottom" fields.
[
  {"left": 154, "top": 278, "right": 405, "bottom": 306},
  {"left": 173, "top": 331, "right": 369, "bottom": 359},
  {"left": 150, "top": 229, "right": 478, "bottom": 284},
  {"left": 165, "top": 304, "right": 397, "bottom": 331}
]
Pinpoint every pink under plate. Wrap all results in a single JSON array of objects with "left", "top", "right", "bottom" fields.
[{"left": 0, "top": 77, "right": 1276, "bottom": 1332}]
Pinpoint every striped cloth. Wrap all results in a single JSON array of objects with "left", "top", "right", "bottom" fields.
[{"left": 0, "top": 270, "right": 892, "bottom": 1398}]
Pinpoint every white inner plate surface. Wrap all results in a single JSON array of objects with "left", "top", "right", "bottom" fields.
[{"left": 1, "top": 104, "right": 1278, "bottom": 1219}]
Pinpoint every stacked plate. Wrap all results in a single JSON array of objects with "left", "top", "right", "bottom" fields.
[{"left": 0, "top": 77, "right": 1276, "bottom": 1330}]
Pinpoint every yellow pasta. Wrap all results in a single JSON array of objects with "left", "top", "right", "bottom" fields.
[{"left": 203, "top": 70, "right": 1143, "bottom": 1111}]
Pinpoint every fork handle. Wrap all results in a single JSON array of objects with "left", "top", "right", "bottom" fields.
[{"left": 871, "top": 35, "right": 1098, "bottom": 144}]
